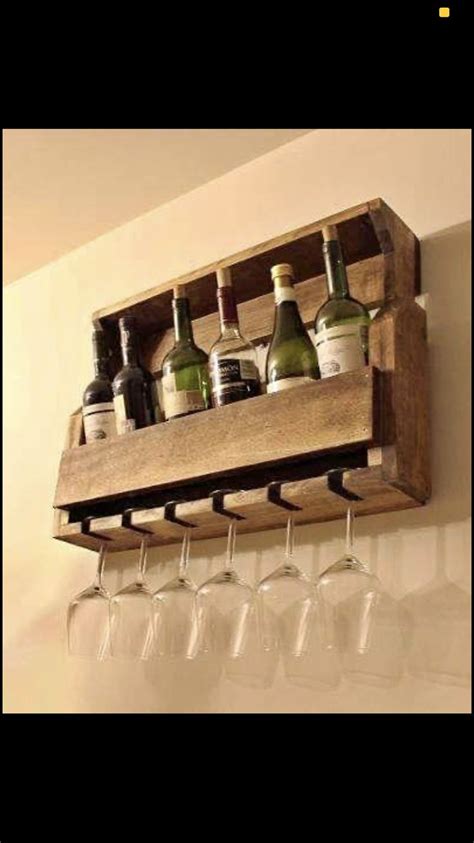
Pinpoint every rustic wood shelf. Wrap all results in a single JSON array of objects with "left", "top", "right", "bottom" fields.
[
  {"left": 54, "top": 367, "right": 380, "bottom": 509},
  {"left": 53, "top": 197, "right": 430, "bottom": 552},
  {"left": 54, "top": 464, "right": 421, "bottom": 553}
]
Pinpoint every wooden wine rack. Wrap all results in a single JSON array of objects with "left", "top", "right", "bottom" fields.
[{"left": 53, "top": 198, "right": 430, "bottom": 552}]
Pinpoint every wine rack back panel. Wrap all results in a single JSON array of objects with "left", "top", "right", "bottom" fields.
[
  {"left": 53, "top": 197, "right": 430, "bottom": 552},
  {"left": 93, "top": 197, "right": 420, "bottom": 375}
]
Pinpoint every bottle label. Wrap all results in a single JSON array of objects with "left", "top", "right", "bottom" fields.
[
  {"left": 267, "top": 376, "right": 315, "bottom": 394},
  {"left": 83, "top": 402, "right": 116, "bottom": 443},
  {"left": 274, "top": 287, "right": 296, "bottom": 305},
  {"left": 161, "top": 373, "right": 206, "bottom": 419},
  {"left": 113, "top": 394, "right": 137, "bottom": 434},
  {"left": 316, "top": 324, "right": 367, "bottom": 378},
  {"left": 211, "top": 358, "right": 259, "bottom": 394}
]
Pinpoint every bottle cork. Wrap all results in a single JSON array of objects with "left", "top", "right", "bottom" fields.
[
  {"left": 271, "top": 263, "right": 295, "bottom": 286},
  {"left": 322, "top": 225, "right": 339, "bottom": 242},
  {"left": 173, "top": 284, "right": 186, "bottom": 299},
  {"left": 216, "top": 267, "right": 232, "bottom": 288}
]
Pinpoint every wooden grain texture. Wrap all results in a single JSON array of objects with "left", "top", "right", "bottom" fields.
[
  {"left": 369, "top": 299, "right": 430, "bottom": 502},
  {"left": 368, "top": 198, "right": 420, "bottom": 301},
  {"left": 54, "top": 367, "right": 379, "bottom": 508},
  {"left": 53, "top": 464, "right": 420, "bottom": 553},
  {"left": 93, "top": 200, "right": 380, "bottom": 332},
  {"left": 64, "top": 408, "right": 84, "bottom": 450},
  {"left": 142, "top": 254, "right": 385, "bottom": 374}
]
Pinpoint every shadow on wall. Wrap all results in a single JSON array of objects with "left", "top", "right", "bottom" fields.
[{"left": 66, "top": 220, "right": 471, "bottom": 711}]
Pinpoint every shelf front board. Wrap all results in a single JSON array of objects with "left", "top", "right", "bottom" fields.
[
  {"left": 54, "top": 367, "right": 380, "bottom": 509},
  {"left": 54, "top": 465, "right": 420, "bottom": 553}
]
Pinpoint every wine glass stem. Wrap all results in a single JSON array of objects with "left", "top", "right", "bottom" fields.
[
  {"left": 285, "top": 514, "right": 295, "bottom": 562},
  {"left": 346, "top": 507, "right": 354, "bottom": 557},
  {"left": 94, "top": 543, "right": 107, "bottom": 589},
  {"left": 136, "top": 536, "right": 149, "bottom": 585},
  {"left": 179, "top": 528, "right": 191, "bottom": 578},
  {"left": 225, "top": 519, "right": 237, "bottom": 571}
]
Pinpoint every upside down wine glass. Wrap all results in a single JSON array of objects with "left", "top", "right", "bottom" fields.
[
  {"left": 188, "top": 519, "right": 254, "bottom": 664},
  {"left": 257, "top": 514, "right": 312, "bottom": 651},
  {"left": 67, "top": 543, "right": 110, "bottom": 659},
  {"left": 109, "top": 536, "right": 154, "bottom": 660},
  {"left": 152, "top": 528, "right": 197, "bottom": 661},
  {"left": 258, "top": 514, "right": 340, "bottom": 689}
]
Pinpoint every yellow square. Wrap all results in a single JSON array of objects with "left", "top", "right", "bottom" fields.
[{"left": 439, "top": 7, "right": 450, "bottom": 16}]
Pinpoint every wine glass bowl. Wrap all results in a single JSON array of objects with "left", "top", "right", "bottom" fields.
[
  {"left": 67, "top": 543, "right": 110, "bottom": 660},
  {"left": 109, "top": 537, "right": 154, "bottom": 660},
  {"left": 152, "top": 529, "right": 198, "bottom": 661},
  {"left": 257, "top": 515, "right": 312, "bottom": 653}
]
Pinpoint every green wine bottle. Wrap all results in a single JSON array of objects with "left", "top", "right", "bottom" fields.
[
  {"left": 315, "top": 225, "right": 371, "bottom": 378},
  {"left": 266, "top": 263, "right": 319, "bottom": 393},
  {"left": 161, "top": 285, "right": 211, "bottom": 420}
]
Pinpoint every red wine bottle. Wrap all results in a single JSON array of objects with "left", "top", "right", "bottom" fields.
[{"left": 82, "top": 327, "right": 116, "bottom": 443}]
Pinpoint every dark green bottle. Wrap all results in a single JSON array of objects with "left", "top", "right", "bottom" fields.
[
  {"left": 161, "top": 284, "right": 211, "bottom": 420},
  {"left": 266, "top": 263, "right": 319, "bottom": 393},
  {"left": 315, "top": 225, "right": 371, "bottom": 378}
]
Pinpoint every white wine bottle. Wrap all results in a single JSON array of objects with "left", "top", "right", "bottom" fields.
[
  {"left": 315, "top": 225, "right": 371, "bottom": 378},
  {"left": 209, "top": 268, "right": 261, "bottom": 406},
  {"left": 266, "top": 263, "right": 319, "bottom": 393},
  {"left": 161, "top": 285, "right": 211, "bottom": 420}
]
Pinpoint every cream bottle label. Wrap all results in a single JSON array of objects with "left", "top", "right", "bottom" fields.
[
  {"left": 316, "top": 324, "right": 367, "bottom": 378},
  {"left": 267, "top": 376, "right": 315, "bottom": 394},
  {"left": 162, "top": 373, "right": 205, "bottom": 419},
  {"left": 113, "top": 394, "right": 136, "bottom": 434},
  {"left": 83, "top": 402, "right": 116, "bottom": 443}
]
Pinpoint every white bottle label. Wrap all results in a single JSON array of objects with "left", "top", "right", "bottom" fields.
[
  {"left": 267, "top": 376, "right": 315, "bottom": 394},
  {"left": 239, "top": 359, "right": 258, "bottom": 380},
  {"left": 274, "top": 287, "right": 296, "bottom": 305},
  {"left": 83, "top": 402, "right": 116, "bottom": 443},
  {"left": 113, "top": 394, "right": 136, "bottom": 434},
  {"left": 162, "top": 373, "right": 206, "bottom": 420},
  {"left": 316, "top": 324, "right": 367, "bottom": 379}
]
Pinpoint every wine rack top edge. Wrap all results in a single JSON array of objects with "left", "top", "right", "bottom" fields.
[{"left": 92, "top": 197, "right": 420, "bottom": 337}]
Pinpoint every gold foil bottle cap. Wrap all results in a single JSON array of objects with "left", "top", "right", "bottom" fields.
[
  {"left": 271, "top": 263, "right": 295, "bottom": 287},
  {"left": 216, "top": 267, "right": 233, "bottom": 288},
  {"left": 322, "top": 224, "right": 339, "bottom": 243},
  {"left": 173, "top": 284, "right": 186, "bottom": 299}
]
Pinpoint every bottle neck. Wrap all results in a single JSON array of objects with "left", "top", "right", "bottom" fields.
[
  {"left": 92, "top": 332, "right": 110, "bottom": 379},
  {"left": 93, "top": 357, "right": 110, "bottom": 379},
  {"left": 173, "top": 298, "right": 194, "bottom": 345},
  {"left": 119, "top": 323, "right": 139, "bottom": 366},
  {"left": 273, "top": 287, "right": 305, "bottom": 334},
  {"left": 121, "top": 342, "right": 138, "bottom": 366},
  {"left": 217, "top": 286, "right": 240, "bottom": 333},
  {"left": 323, "top": 240, "right": 349, "bottom": 299}
]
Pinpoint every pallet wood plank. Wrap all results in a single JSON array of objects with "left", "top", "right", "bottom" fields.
[{"left": 54, "top": 367, "right": 379, "bottom": 508}]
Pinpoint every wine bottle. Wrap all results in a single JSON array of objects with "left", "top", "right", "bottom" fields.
[
  {"left": 315, "top": 225, "right": 371, "bottom": 378},
  {"left": 82, "top": 327, "right": 116, "bottom": 443},
  {"left": 266, "top": 263, "right": 319, "bottom": 392},
  {"left": 161, "top": 284, "right": 211, "bottom": 420},
  {"left": 112, "top": 316, "right": 156, "bottom": 434},
  {"left": 209, "top": 268, "right": 261, "bottom": 406}
]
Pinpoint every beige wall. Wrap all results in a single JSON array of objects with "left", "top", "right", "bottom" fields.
[{"left": 3, "top": 128, "right": 471, "bottom": 713}]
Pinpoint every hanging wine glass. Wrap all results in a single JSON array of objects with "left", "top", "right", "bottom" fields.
[
  {"left": 317, "top": 508, "right": 381, "bottom": 656},
  {"left": 67, "top": 543, "right": 110, "bottom": 660},
  {"left": 258, "top": 514, "right": 340, "bottom": 689},
  {"left": 188, "top": 519, "right": 254, "bottom": 663},
  {"left": 257, "top": 514, "right": 312, "bottom": 652},
  {"left": 152, "top": 528, "right": 197, "bottom": 661},
  {"left": 109, "top": 536, "right": 154, "bottom": 660}
]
